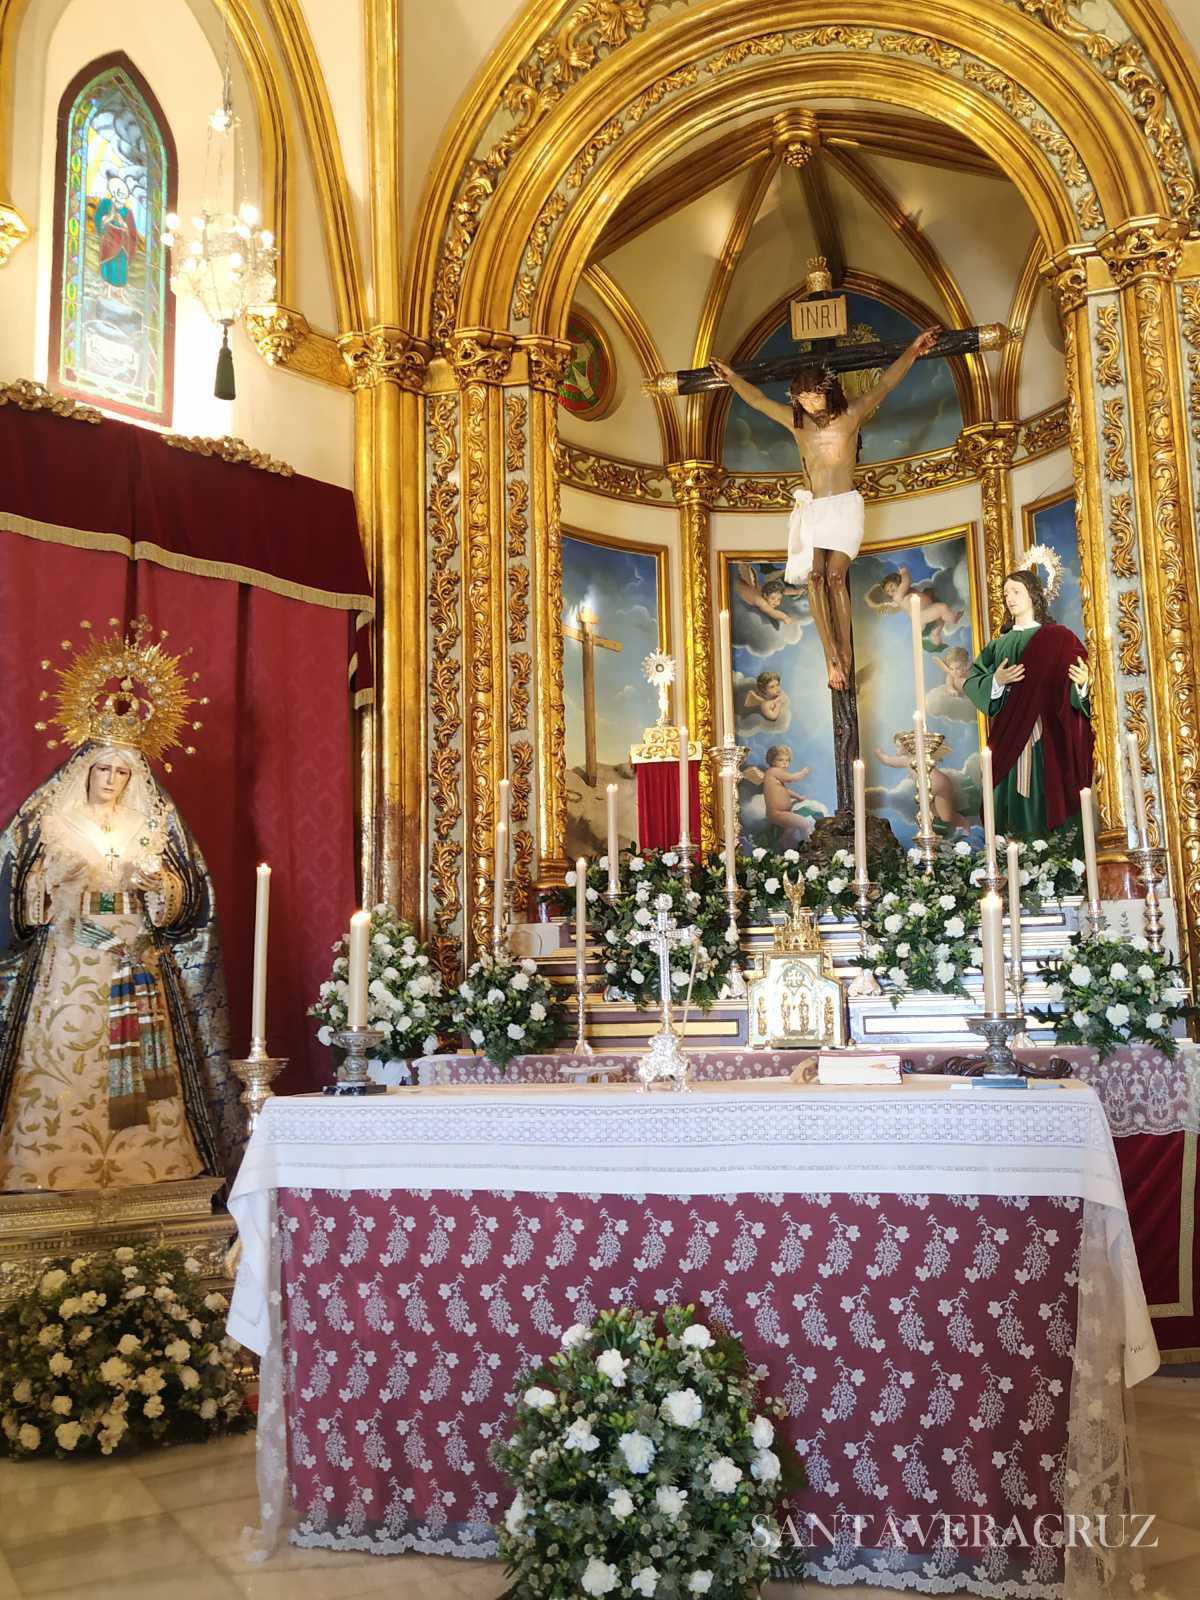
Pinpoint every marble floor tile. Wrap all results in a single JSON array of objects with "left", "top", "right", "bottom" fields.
[
  {"left": 233, "top": 1555, "right": 469, "bottom": 1600},
  {"left": 0, "top": 1552, "right": 18, "bottom": 1600},
  {"left": 1144, "top": 1552, "right": 1200, "bottom": 1600},
  {"left": 139, "top": 1451, "right": 260, "bottom": 1513},
  {"left": 125, "top": 1431, "right": 259, "bottom": 1481},
  {"left": 4, "top": 1512, "right": 206, "bottom": 1596},
  {"left": 1138, "top": 1449, "right": 1200, "bottom": 1530},
  {"left": 0, "top": 1464, "right": 160, "bottom": 1549},
  {"left": 1142, "top": 1518, "right": 1200, "bottom": 1571},
  {"left": 31, "top": 1561, "right": 244, "bottom": 1600}
]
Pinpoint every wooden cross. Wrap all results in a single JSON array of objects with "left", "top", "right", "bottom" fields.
[{"left": 562, "top": 606, "right": 623, "bottom": 787}]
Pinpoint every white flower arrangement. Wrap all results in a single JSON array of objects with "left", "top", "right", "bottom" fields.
[
  {"left": 492, "top": 1305, "right": 798, "bottom": 1597},
  {"left": 451, "top": 948, "right": 564, "bottom": 1067},
  {"left": 1032, "top": 932, "right": 1188, "bottom": 1059},
  {"left": 867, "top": 854, "right": 981, "bottom": 1003},
  {"left": 1, "top": 1245, "right": 248, "bottom": 1459},
  {"left": 309, "top": 904, "right": 445, "bottom": 1064}
]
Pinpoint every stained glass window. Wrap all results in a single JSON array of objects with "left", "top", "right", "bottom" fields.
[{"left": 49, "top": 53, "right": 176, "bottom": 424}]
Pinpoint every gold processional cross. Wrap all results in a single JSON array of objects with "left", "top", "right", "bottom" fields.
[{"left": 562, "top": 605, "right": 623, "bottom": 788}]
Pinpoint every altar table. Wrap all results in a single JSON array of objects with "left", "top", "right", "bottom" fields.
[{"left": 228, "top": 1077, "right": 1157, "bottom": 1598}]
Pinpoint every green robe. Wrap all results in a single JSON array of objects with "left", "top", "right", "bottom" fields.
[{"left": 963, "top": 623, "right": 1090, "bottom": 839}]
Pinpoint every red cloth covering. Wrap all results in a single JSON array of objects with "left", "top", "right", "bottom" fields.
[
  {"left": 634, "top": 759, "right": 702, "bottom": 851},
  {"left": 987, "top": 621, "right": 1093, "bottom": 833},
  {"left": 0, "top": 407, "right": 370, "bottom": 1092}
]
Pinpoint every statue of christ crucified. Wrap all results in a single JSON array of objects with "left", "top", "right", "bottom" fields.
[{"left": 712, "top": 324, "right": 940, "bottom": 691}]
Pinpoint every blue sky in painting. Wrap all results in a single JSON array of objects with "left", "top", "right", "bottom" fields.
[
  {"left": 729, "top": 535, "right": 984, "bottom": 850},
  {"left": 723, "top": 291, "right": 962, "bottom": 472},
  {"left": 1028, "top": 494, "right": 1084, "bottom": 643}
]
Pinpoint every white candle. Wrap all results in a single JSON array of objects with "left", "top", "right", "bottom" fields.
[
  {"left": 980, "top": 745, "right": 998, "bottom": 878},
  {"left": 678, "top": 723, "right": 690, "bottom": 846},
  {"left": 853, "top": 759, "right": 867, "bottom": 882},
  {"left": 718, "top": 608, "right": 735, "bottom": 745},
  {"left": 909, "top": 594, "right": 926, "bottom": 720},
  {"left": 575, "top": 855, "right": 588, "bottom": 974},
  {"left": 981, "top": 891, "right": 1005, "bottom": 1016},
  {"left": 606, "top": 783, "right": 620, "bottom": 895},
  {"left": 348, "top": 909, "right": 370, "bottom": 1029},
  {"left": 1007, "top": 839, "right": 1023, "bottom": 974},
  {"left": 494, "top": 822, "right": 509, "bottom": 944},
  {"left": 1080, "top": 786, "right": 1101, "bottom": 907},
  {"left": 720, "top": 768, "right": 738, "bottom": 890},
  {"left": 498, "top": 777, "right": 511, "bottom": 838},
  {"left": 913, "top": 712, "right": 933, "bottom": 839},
  {"left": 1125, "top": 732, "right": 1148, "bottom": 846},
  {"left": 251, "top": 863, "right": 270, "bottom": 1045}
]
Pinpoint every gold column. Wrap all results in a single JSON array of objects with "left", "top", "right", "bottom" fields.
[
  {"left": 1098, "top": 216, "right": 1200, "bottom": 978},
  {"left": 1039, "top": 246, "right": 1124, "bottom": 851},
  {"left": 956, "top": 421, "right": 1020, "bottom": 638},
  {"left": 447, "top": 328, "right": 516, "bottom": 949},
  {"left": 340, "top": 330, "right": 430, "bottom": 915},
  {"left": 667, "top": 460, "right": 722, "bottom": 849},
  {"left": 522, "top": 334, "right": 573, "bottom": 890}
]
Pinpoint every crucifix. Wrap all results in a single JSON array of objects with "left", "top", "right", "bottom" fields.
[{"left": 562, "top": 604, "right": 623, "bottom": 787}]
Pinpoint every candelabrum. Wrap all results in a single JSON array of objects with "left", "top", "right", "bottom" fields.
[
  {"left": 966, "top": 1013, "right": 1026, "bottom": 1077},
  {"left": 637, "top": 906, "right": 691, "bottom": 1093},
  {"left": 848, "top": 878, "right": 882, "bottom": 997},
  {"left": 573, "top": 941, "right": 595, "bottom": 1058},
  {"left": 894, "top": 729, "right": 945, "bottom": 875},
  {"left": 492, "top": 876, "right": 511, "bottom": 960},
  {"left": 1131, "top": 844, "right": 1168, "bottom": 954},
  {"left": 229, "top": 1039, "right": 288, "bottom": 1134},
  {"left": 723, "top": 881, "right": 747, "bottom": 998},
  {"left": 324, "top": 1026, "right": 387, "bottom": 1096},
  {"left": 1006, "top": 956, "right": 1034, "bottom": 1049}
]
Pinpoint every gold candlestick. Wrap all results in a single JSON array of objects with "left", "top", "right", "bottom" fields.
[
  {"left": 894, "top": 727, "right": 946, "bottom": 875},
  {"left": 230, "top": 1038, "right": 288, "bottom": 1134}
]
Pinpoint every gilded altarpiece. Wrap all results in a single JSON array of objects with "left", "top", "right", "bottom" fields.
[{"left": 426, "top": 391, "right": 466, "bottom": 977}]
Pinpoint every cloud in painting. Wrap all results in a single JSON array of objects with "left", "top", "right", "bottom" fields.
[{"left": 926, "top": 682, "right": 977, "bottom": 724}]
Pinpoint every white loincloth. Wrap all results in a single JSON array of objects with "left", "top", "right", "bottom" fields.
[{"left": 784, "top": 488, "right": 865, "bottom": 584}]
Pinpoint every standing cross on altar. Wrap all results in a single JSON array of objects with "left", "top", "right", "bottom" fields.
[{"left": 563, "top": 604, "right": 622, "bottom": 788}]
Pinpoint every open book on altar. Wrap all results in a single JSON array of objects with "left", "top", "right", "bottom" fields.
[{"left": 816, "top": 1052, "right": 903, "bottom": 1086}]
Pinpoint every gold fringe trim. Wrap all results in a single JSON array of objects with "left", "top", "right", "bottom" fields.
[{"left": 0, "top": 512, "right": 374, "bottom": 616}]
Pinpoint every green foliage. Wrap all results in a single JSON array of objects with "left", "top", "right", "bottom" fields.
[
  {"left": 451, "top": 947, "right": 566, "bottom": 1067},
  {"left": 309, "top": 904, "right": 447, "bottom": 1062},
  {"left": 1031, "top": 931, "right": 1188, "bottom": 1059}
]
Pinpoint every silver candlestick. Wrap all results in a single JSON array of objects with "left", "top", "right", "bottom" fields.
[
  {"left": 324, "top": 1025, "right": 387, "bottom": 1096},
  {"left": 1007, "top": 958, "right": 1034, "bottom": 1049},
  {"left": 230, "top": 1038, "right": 288, "bottom": 1134},
  {"left": 637, "top": 906, "right": 690, "bottom": 1092},
  {"left": 573, "top": 944, "right": 594, "bottom": 1057},
  {"left": 723, "top": 881, "right": 747, "bottom": 998},
  {"left": 966, "top": 1013, "right": 1025, "bottom": 1077},
  {"left": 1131, "top": 844, "right": 1168, "bottom": 954},
  {"left": 895, "top": 728, "right": 945, "bottom": 875},
  {"left": 848, "top": 878, "right": 882, "bottom": 997}
]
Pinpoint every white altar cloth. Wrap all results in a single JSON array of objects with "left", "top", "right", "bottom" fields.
[{"left": 227, "top": 1076, "right": 1157, "bottom": 1383}]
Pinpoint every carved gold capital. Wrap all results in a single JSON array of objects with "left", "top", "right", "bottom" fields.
[
  {"left": 667, "top": 459, "right": 724, "bottom": 509},
  {"left": 446, "top": 326, "right": 516, "bottom": 385},
  {"left": 517, "top": 333, "right": 573, "bottom": 394},
  {"left": 339, "top": 324, "right": 432, "bottom": 390},
  {"left": 0, "top": 200, "right": 30, "bottom": 266},
  {"left": 1097, "top": 216, "right": 1186, "bottom": 287},
  {"left": 772, "top": 110, "right": 819, "bottom": 169},
  {"left": 245, "top": 303, "right": 311, "bottom": 367},
  {"left": 956, "top": 420, "right": 1020, "bottom": 476},
  {"left": 1038, "top": 245, "right": 1094, "bottom": 318}
]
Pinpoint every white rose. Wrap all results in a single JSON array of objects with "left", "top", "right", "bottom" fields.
[
  {"left": 661, "top": 856, "right": 678, "bottom": 871},
  {"left": 617, "top": 1430, "right": 656, "bottom": 1474},
  {"left": 178, "top": 1366, "right": 200, "bottom": 1390},
  {"left": 1105, "top": 1003, "right": 1131, "bottom": 1028},
  {"left": 1147, "top": 1012, "right": 1165, "bottom": 1030},
  {"left": 944, "top": 916, "right": 965, "bottom": 939},
  {"left": 143, "top": 1395, "right": 165, "bottom": 1419},
  {"left": 1137, "top": 965, "right": 1155, "bottom": 983},
  {"left": 504, "top": 1491, "right": 529, "bottom": 1536},
  {"left": 50, "top": 1396, "right": 73, "bottom": 1416},
  {"left": 39, "top": 1269, "right": 68, "bottom": 1296},
  {"left": 12, "top": 1378, "right": 33, "bottom": 1403},
  {"left": 564, "top": 869, "right": 577, "bottom": 887},
  {"left": 1070, "top": 965, "right": 1092, "bottom": 987},
  {"left": 164, "top": 1340, "right": 190, "bottom": 1362},
  {"left": 118, "top": 1334, "right": 141, "bottom": 1355},
  {"left": 1072, "top": 1010, "right": 1090, "bottom": 1030},
  {"left": 529, "top": 1002, "right": 547, "bottom": 1022},
  {"left": 954, "top": 839, "right": 972, "bottom": 856},
  {"left": 630, "top": 968, "right": 646, "bottom": 983},
  {"left": 632, "top": 1567, "right": 660, "bottom": 1597},
  {"left": 203, "top": 1292, "right": 228, "bottom": 1313},
  {"left": 486, "top": 988, "right": 505, "bottom": 1005},
  {"left": 688, "top": 1573, "right": 714, "bottom": 1595},
  {"left": 199, "top": 1398, "right": 218, "bottom": 1420},
  {"left": 805, "top": 864, "right": 821, "bottom": 881},
  {"left": 764, "top": 877, "right": 780, "bottom": 895},
  {"left": 506, "top": 1023, "right": 525, "bottom": 1041},
  {"left": 563, "top": 1418, "right": 600, "bottom": 1453},
  {"left": 752, "top": 847, "right": 766, "bottom": 860},
  {"left": 907, "top": 900, "right": 926, "bottom": 918},
  {"left": 938, "top": 894, "right": 957, "bottom": 910},
  {"left": 1109, "top": 962, "right": 1128, "bottom": 981},
  {"left": 896, "top": 943, "right": 911, "bottom": 959},
  {"left": 459, "top": 982, "right": 474, "bottom": 1000},
  {"left": 581, "top": 1558, "right": 620, "bottom": 1596},
  {"left": 521, "top": 959, "right": 538, "bottom": 975},
  {"left": 655, "top": 1485, "right": 688, "bottom": 1520},
  {"left": 562, "top": 1323, "right": 590, "bottom": 1349},
  {"left": 827, "top": 876, "right": 847, "bottom": 895},
  {"left": 631, "top": 857, "right": 645, "bottom": 871},
  {"left": 1071, "top": 857, "right": 1085, "bottom": 875},
  {"left": 708, "top": 1456, "right": 743, "bottom": 1493},
  {"left": 680, "top": 1324, "right": 713, "bottom": 1350},
  {"left": 470, "top": 1028, "right": 485, "bottom": 1046},
  {"left": 936, "top": 961, "right": 956, "bottom": 984},
  {"left": 99, "top": 1356, "right": 130, "bottom": 1385},
  {"left": 17, "top": 1424, "right": 40, "bottom": 1451},
  {"left": 596, "top": 1348, "right": 629, "bottom": 1388},
  {"left": 751, "top": 1414, "right": 775, "bottom": 1450},
  {"left": 48, "top": 1354, "right": 73, "bottom": 1376},
  {"left": 751, "top": 1448, "right": 782, "bottom": 1483},
  {"left": 609, "top": 1487, "right": 636, "bottom": 1520},
  {"left": 511, "top": 972, "right": 530, "bottom": 992},
  {"left": 523, "top": 1386, "right": 556, "bottom": 1412},
  {"left": 883, "top": 914, "right": 904, "bottom": 934},
  {"left": 659, "top": 1388, "right": 703, "bottom": 1428}
]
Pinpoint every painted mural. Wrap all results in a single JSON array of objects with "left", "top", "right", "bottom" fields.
[
  {"left": 727, "top": 530, "right": 984, "bottom": 852},
  {"left": 562, "top": 531, "right": 667, "bottom": 860},
  {"left": 559, "top": 309, "right": 616, "bottom": 420},
  {"left": 1025, "top": 491, "right": 1084, "bottom": 643},
  {"left": 50, "top": 56, "right": 175, "bottom": 424},
  {"left": 723, "top": 291, "right": 962, "bottom": 472}
]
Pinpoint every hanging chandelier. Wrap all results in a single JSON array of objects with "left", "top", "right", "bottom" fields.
[{"left": 162, "top": 10, "right": 275, "bottom": 400}]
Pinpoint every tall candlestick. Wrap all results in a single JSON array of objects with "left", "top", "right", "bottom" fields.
[
  {"left": 605, "top": 783, "right": 620, "bottom": 896},
  {"left": 251, "top": 863, "right": 271, "bottom": 1044},
  {"left": 980, "top": 891, "right": 1005, "bottom": 1016},
  {"left": 1079, "top": 786, "right": 1101, "bottom": 909},
  {"left": 494, "top": 823, "right": 509, "bottom": 946},
  {"left": 575, "top": 855, "right": 588, "bottom": 968},
  {"left": 498, "top": 778, "right": 511, "bottom": 839},
  {"left": 1125, "top": 733, "right": 1149, "bottom": 846},
  {"left": 979, "top": 745, "right": 998, "bottom": 879},
  {"left": 852, "top": 758, "right": 868, "bottom": 881},
  {"left": 718, "top": 609, "right": 735, "bottom": 744},
  {"left": 720, "top": 769, "right": 738, "bottom": 890},
  {"left": 913, "top": 712, "right": 933, "bottom": 840},
  {"left": 1006, "top": 839, "right": 1023, "bottom": 973},
  {"left": 678, "top": 723, "right": 690, "bottom": 846},
  {"left": 347, "top": 909, "right": 370, "bottom": 1029},
  {"left": 909, "top": 594, "right": 926, "bottom": 720}
]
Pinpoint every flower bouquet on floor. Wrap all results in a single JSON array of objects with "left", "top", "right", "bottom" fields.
[
  {"left": 452, "top": 948, "right": 565, "bottom": 1068},
  {"left": 492, "top": 1304, "right": 800, "bottom": 1598},
  {"left": 0, "top": 1244, "right": 250, "bottom": 1459},
  {"left": 1031, "top": 930, "right": 1189, "bottom": 1059},
  {"left": 309, "top": 904, "right": 446, "bottom": 1075}
]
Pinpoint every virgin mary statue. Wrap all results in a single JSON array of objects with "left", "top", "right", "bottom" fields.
[{"left": 0, "top": 621, "right": 242, "bottom": 1191}]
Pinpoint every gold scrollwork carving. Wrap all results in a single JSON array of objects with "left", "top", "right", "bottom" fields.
[
  {"left": 505, "top": 394, "right": 528, "bottom": 471},
  {"left": 958, "top": 422, "right": 1019, "bottom": 636},
  {"left": 1116, "top": 589, "right": 1145, "bottom": 678},
  {"left": 878, "top": 33, "right": 961, "bottom": 71},
  {"left": 0, "top": 378, "right": 101, "bottom": 424},
  {"left": 1019, "top": 403, "right": 1070, "bottom": 458},
  {"left": 705, "top": 34, "right": 786, "bottom": 74},
  {"left": 245, "top": 303, "right": 309, "bottom": 366},
  {"left": 427, "top": 392, "right": 463, "bottom": 975},
  {"left": 1097, "top": 216, "right": 1186, "bottom": 289},
  {"left": 625, "top": 67, "right": 700, "bottom": 126},
  {"left": 520, "top": 335, "right": 574, "bottom": 394},
  {"left": 1101, "top": 397, "right": 1129, "bottom": 481},
  {"left": 507, "top": 477, "right": 530, "bottom": 560},
  {"left": 510, "top": 651, "right": 532, "bottom": 733},
  {"left": 338, "top": 325, "right": 430, "bottom": 390},
  {"left": 1027, "top": 120, "right": 1088, "bottom": 189},
  {"left": 790, "top": 27, "right": 874, "bottom": 48},
  {"left": 1123, "top": 689, "right": 1152, "bottom": 775},
  {"left": 1040, "top": 249, "right": 1091, "bottom": 318},
  {"left": 1180, "top": 282, "right": 1200, "bottom": 447},
  {"left": 447, "top": 327, "right": 516, "bottom": 384},
  {"left": 961, "top": 61, "right": 1035, "bottom": 119},
  {"left": 556, "top": 441, "right": 670, "bottom": 501},
  {"left": 1108, "top": 492, "right": 1137, "bottom": 579},
  {"left": 508, "top": 563, "right": 531, "bottom": 644},
  {"left": 1077, "top": 192, "right": 1104, "bottom": 231},
  {"left": 0, "top": 200, "right": 31, "bottom": 266},
  {"left": 1094, "top": 304, "right": 1122, "bottom": 387},
  {"left": 162, "top": 433, "right": 295, "bottom": 475}
]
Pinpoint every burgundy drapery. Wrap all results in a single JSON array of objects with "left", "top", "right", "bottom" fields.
[
  {"left": 634, "top": 759, "right": 703, "bottom": 851},
  {"left": 0, "top": 405, "right": 370, "bottom": 1093}
]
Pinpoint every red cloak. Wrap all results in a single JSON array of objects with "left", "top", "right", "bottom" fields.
[{"left": 987, "top": 621, "right": 1093, "bottom": 833}]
